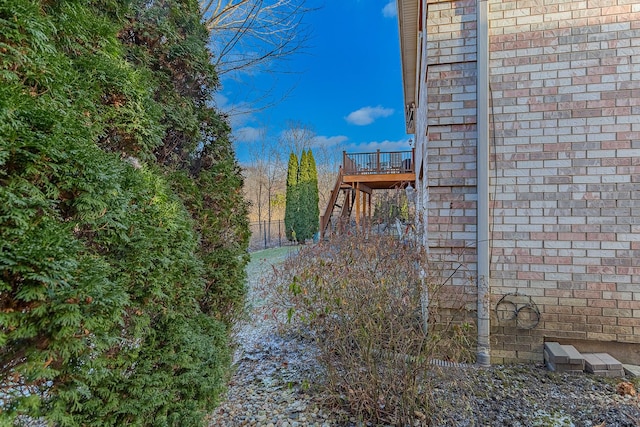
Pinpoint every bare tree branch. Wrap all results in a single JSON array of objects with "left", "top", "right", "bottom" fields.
[
  {"left": 278, "top": 120, "right": 316, "bottom": 156},
  {"left": 201, "top": 0, "right": 314, "bottom": 77}
]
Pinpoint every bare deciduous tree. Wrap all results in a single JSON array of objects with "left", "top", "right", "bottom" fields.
[
  {"left": 279, "top": 120, "right": 316, "bottom": 156},
  {"left": 201, "top": 0, "right": 313, "bottom": 77},
  {"left": 313, "top": 146, "right": 341, "bottom": 209},
  {"left": 244, "top": 130, "right": 286, "bottom": 225}
]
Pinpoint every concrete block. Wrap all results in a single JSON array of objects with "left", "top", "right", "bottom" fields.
[
  {"left": 546, "top": 360, "right": 583, "bottom": 374},
  {"left": 544, "top": 342, "right": 569, "bottom": 363},
  {"left": 609, "top": 369, "right": 625, "bottom": 378},
  {"left": 560, "top": 344, "right": 585, "bottom": 367},
  {"left": 623, "top": 364, "right": 640, "bottom": 378},
  {"left": 584, "top": 352, "right": 624, "bottom": 376},
  {"left": 589, "top": 369, "right": 625, "bottom": 378},
  {"left": 583, "top": 353, "right": 607, "bottom": 372},
  {"left": 594, "top": 353, "right": 623, "bottom": 370}
]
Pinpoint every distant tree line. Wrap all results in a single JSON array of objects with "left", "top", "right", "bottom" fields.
[
  {"left": 0, "top": 0, "right": 248, "bottom": 425},
  {"left": 285, "top": 149, "right": 320, "bottom": 242}
]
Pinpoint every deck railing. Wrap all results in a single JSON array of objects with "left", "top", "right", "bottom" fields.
[{"left": 343, "top": 149, "right": 414, "bottom": 175}]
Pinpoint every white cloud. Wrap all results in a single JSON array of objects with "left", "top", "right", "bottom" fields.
[
  {"left": 234, "top": 126, "right": 264, "bottom": 143},
  {"left": 382, "top": 1, "right": 397, "bottom": 18},
  {"left": 312, "top": 135, "right": 348, "bottom": 147},
  {"left": 344, "top": 138, "right": 413, "bottom": 153},
  {"left": 345, "top": 105, "right": 394, "bottom": 126}
]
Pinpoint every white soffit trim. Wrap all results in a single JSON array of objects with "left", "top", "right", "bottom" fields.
[{"left": 397, "top": 0, "right": 418, "bottom": 134}]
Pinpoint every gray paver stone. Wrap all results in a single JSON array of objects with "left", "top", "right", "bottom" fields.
[{"left": 544, "top": 342, "right": 569, "bottom": 364}]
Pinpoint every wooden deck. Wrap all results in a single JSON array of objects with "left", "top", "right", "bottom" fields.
[{"left": 321, "top": 150, "right": 416, "bottom": 237}]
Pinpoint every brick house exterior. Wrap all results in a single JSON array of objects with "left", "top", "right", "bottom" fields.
[{"left": 397, "top": 0, "right": 640, "bottom": 364}]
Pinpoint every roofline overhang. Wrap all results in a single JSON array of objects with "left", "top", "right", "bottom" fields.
[{"left": 397, "top": 0, "right": 419, "bottom": 134}]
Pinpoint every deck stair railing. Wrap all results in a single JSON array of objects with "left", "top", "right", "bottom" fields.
[{"left": 327, "top": 186, "right": 355, "bottom": 236}]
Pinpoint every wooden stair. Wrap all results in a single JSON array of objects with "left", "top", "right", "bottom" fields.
[{"left": 320, "top": 168, "right": 355, "bottom": 238}]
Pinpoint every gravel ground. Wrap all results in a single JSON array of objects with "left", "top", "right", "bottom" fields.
[
  {"left": 209, "top": 315, "right": 640, "bottom": 427},
  {"left": 209, "top": 250, "right": 640, "bottom": 427}
]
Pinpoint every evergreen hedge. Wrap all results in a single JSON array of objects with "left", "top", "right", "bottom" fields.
[
  {"left": 284, "top": 150, "right": 319, "bottom": 242},
  {"left": 284, "top": 152, "right": 299, "bottom": 241},
  {"left": 299, "top": 149, "right": 319, "bottom": 241},
  {"left": 0, "top": 0, "right": 248, "bottom": 425}
]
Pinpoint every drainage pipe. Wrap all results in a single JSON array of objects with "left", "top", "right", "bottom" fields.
[{"left": 476, "top": 0, "right": 491, "bottom": 367}]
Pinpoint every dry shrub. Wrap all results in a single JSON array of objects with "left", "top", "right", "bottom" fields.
[{"left": 269, "top": 234, "right": 475, "bottom": 425}]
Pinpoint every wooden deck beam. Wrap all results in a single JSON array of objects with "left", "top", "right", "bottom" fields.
[
  {"left": 347, "top": 182, "right": 372, "bottom": 194},
  {"left": 343, "top": 173, "right": 415, "bottom": 189}
]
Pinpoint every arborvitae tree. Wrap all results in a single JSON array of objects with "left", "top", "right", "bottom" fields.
[
  {"left": 297, "top": 149, "right": 311, "bottom": 241},
  {"left": 0, "top": 0, "right": 248, "bottom": 425},
  {"left": 307, "top": 149, "right": 320, "bottom": 238},
  {"left": 298, "top": 149, "right": 309, "bottom": 239},
  {"left": 283, "top": 149, "right": 319, "bottom": 243},
  {"left": 284, "top": 152, "right": 300, "bottom": 241},
  {"left": 295, "top": 149, "right": 320, "bottom": 242},
  {"left": 118, "top": 0, "right": 250, "bottom": 325}
]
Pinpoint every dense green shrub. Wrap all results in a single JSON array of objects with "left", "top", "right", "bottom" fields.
[
  {"left": 170, "top": 164, "right": 250, "bottom": 325},
  {"left": 116, "top": 0, "right": 250, "bottom": 326},
  {"left": 0, "top": 0, "right": 248, "bottom": 425}
]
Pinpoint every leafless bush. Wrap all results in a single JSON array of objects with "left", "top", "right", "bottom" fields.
[{"left": 267, "top": 234, "right": 476, "bottom": 425}]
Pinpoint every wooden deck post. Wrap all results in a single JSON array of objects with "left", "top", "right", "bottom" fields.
[
  {"left": 368, "top": 191, "right": 372, "bottom": 234},
  {"left": 363, "top": 189, "right": 367, "bottom": 232},
  {"left": 354, "top": 182, "right": 360, "bottom": 232}
]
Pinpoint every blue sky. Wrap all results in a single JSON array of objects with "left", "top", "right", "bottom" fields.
[{"left": 217, "top": 0, "right": 411, "bottom": 164}]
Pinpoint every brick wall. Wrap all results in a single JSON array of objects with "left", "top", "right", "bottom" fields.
[
  {"left": 423, "top": 0, "right": 479, "bottom": 287},
  {"left": 416, "top": 0, "right": 640, "bottom": 364},
  {"left": 488, "top": 0, "right": 640, "bottom": 363}
]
